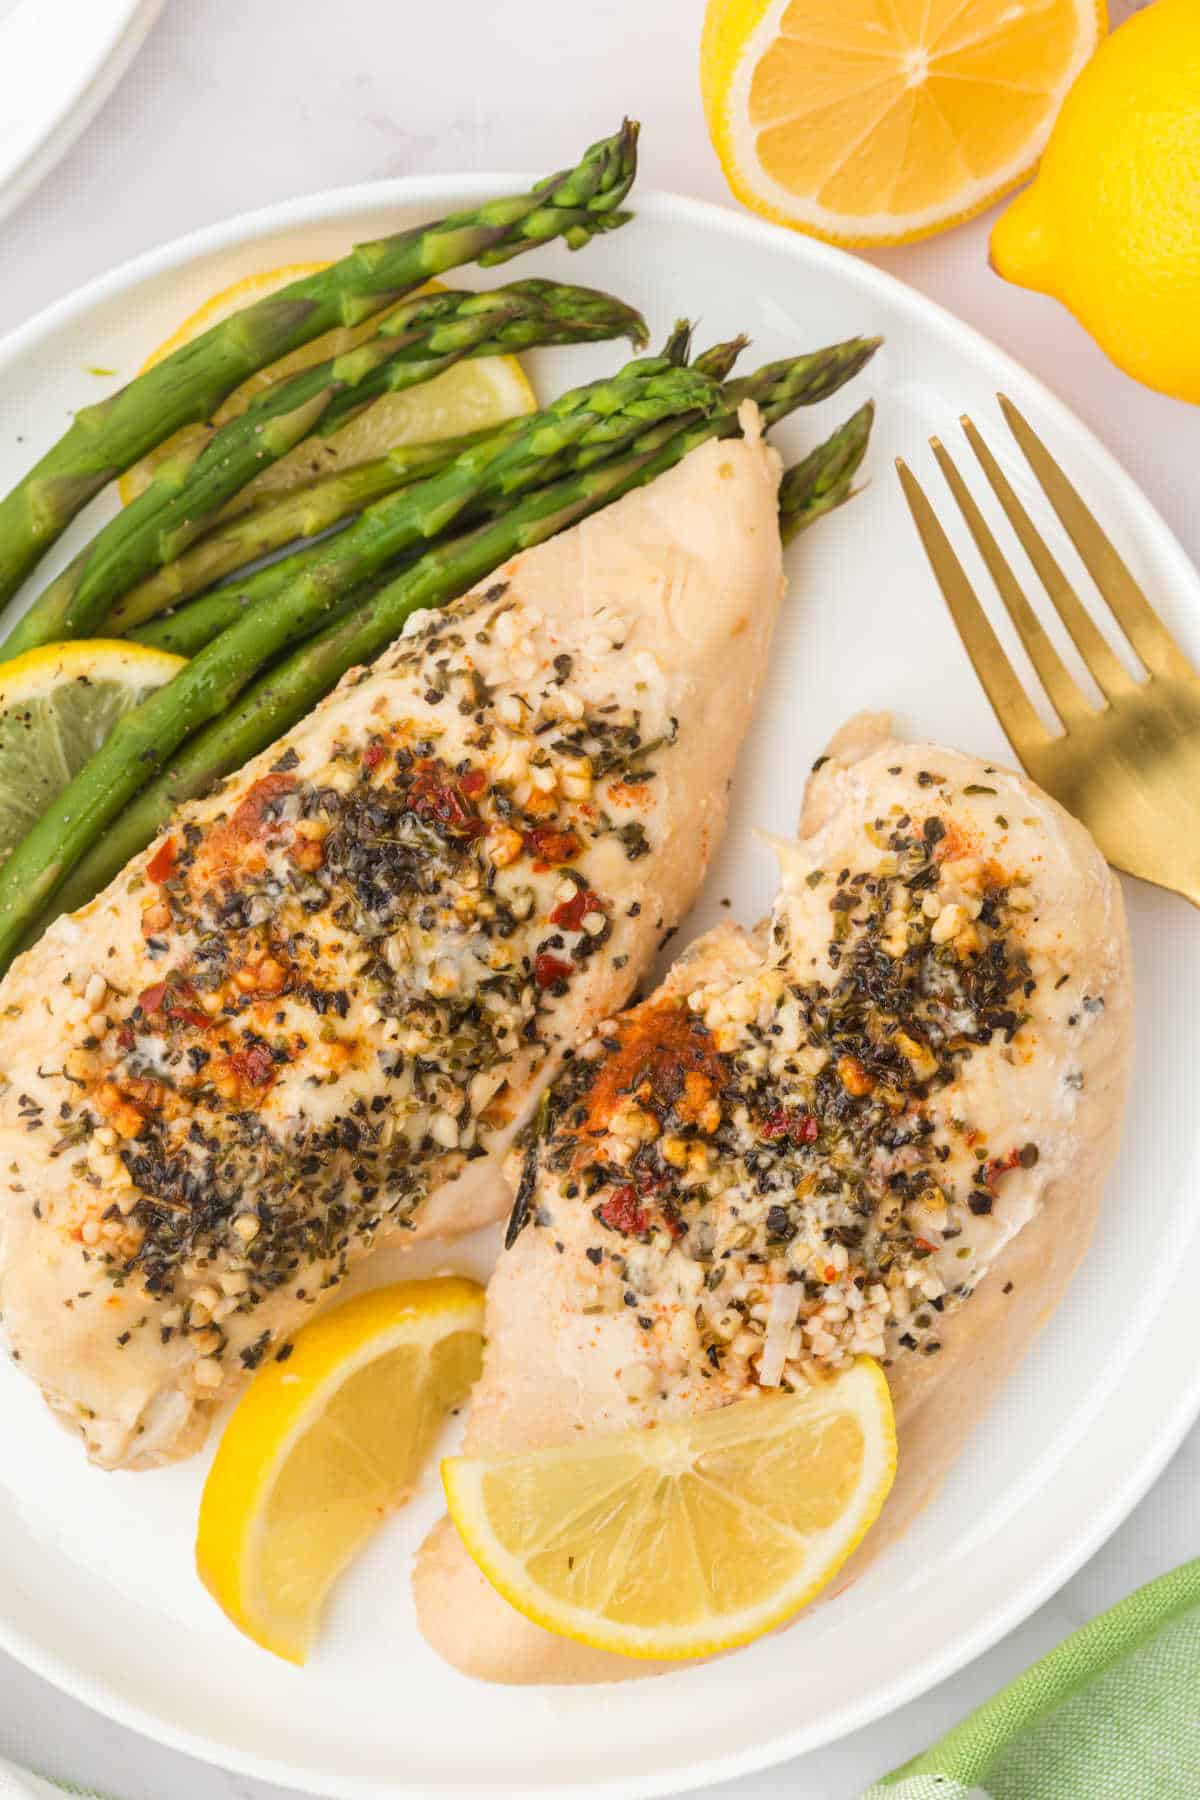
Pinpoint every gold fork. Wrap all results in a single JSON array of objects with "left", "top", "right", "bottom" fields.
[{"left": 897, "top": 396, "right": 1200, "bottom": 908}]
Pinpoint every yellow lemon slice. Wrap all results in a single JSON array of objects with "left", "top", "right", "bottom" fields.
[
  {"left": 120, "top": 263, "right": 537, "bottom": 509},
  {"left": 197, "top": 1277, "right": 484, "bottom": 1665},
  {"left": 700, "top": 0, "right": 1105, "bottom": 246},
  {"left": 0, "top": 639, "right": 184, "bottom": 861},
  {"left": 443, "top": 1356, "right": 896, "bottom": 1661}
]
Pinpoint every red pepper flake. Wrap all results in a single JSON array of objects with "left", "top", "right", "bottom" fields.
[
  {"left": 145, "top": 839, "right": 176, "bottom": 884},
  {"left": 534, "top": 953, "right": 573, "bottom": 989},
  {"left": 116, "top": 1025, "right": 135, "bottom": 1051},
  {"left": 460, "top": 769, "right": 487, "bottom": 798},
  {"left": 913, "top": 1236, "right": 938, "bottom": 1254},
  {"left": 550, "top": 886, "right": 602, "bottom": 931},
  {"left": 173, "top": 1005, "right": 212, "bottom": 1030},
  {"left": 229, "top": 1043, "right": 277, "bottom": 1088},
  {"left": 136, "top": 979, "right": 210, "bottom": 1031},
  {"left": 231, "top": 773, "right": 297, "bottom": 842},
  {"left": 362, "top": 743, "right": 388, "bottom": 772},
  {"left": 760, "top": 1107, "right": 819, "bottom": 1144},
  {"left": 523, "top": 826, "right": 580, "bottom": 866},
  {"left": 407, "top": 760, "right": 484, "bottom": 838},
  {"left": 985, "top": 1148, "right": 1022, "bottom": 1190},
  {"left": 823, "top": 1264, "right": 837, "bottom": 1283},
  {"left": 599, "top": 1186, "right": 650, "bottom": 1236}
]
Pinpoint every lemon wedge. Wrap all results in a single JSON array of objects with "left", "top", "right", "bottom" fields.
[
  {"left": 120, "top": 262, "right": 537, "bottom": 509},
  {"left": 197, "top": 1277, "right": 484, "bottom": 1664},
  {"left": 0, "top": 639, "right": 184, "bottom": 862},
  {"left": 443, "top": 1356, "right": 896, "bottom": 1661},
  {"left": 701, "top": 0, "right": 1105, "bottom": 246}
]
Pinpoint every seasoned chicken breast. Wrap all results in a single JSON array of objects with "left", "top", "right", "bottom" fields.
[
  {"left": 0, "top": 421, "right": 786, "bottom": 1469},
  {"left": 415, "top": 713, "right": 1133, "bottom": 1683}
]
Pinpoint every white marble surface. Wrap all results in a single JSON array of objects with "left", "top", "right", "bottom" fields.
[{"left": 0, "top": 1, "right": 1195, "bottom": 1796}]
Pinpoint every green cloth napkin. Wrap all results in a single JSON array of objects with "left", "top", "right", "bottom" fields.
[{"left": 864, "top": 1558, "right": 1200, "bottom": 1799}]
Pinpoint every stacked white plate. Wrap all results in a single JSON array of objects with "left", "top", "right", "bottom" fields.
[{"left": 0, "top": 0, "right": 161, "bottom": 226}]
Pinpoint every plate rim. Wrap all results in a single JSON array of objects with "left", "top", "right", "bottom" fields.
[{"left": 1, "top": 170, "right": 1198, "bottom": 1800}]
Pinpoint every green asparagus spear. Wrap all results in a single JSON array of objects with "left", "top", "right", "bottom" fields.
[
  {"left": 123, "top": 344, "right": 715, "bottom": 658},
  {"left": 115, "top": 335, "right": 749, "bottom": 650},
  {"left": 692, "top": 335, "right": 751, "bottom": 382},
  {"left": 106, "top": 426, "right": 510, "bottom": 633},
  {"left": 0, "top": 358, "right": 717, "bottom": 966},
  {"left": 660, "top": 319, "right": 694, "bottom": 365},
  {"left": 2, "top": 280, "right": 646, "bottom": 661},
  {"left": 130, "top": 404, "right": 671, "bottom": 659},
  {"left": 778, "top": 401, "right": 874, "bottom": 544},
  {"left": 134, "top": 523, "right": 463, "bottom": 656},
  {"left": 314, "top": 279, "right": 646, "bottom": 437},
  {"left": 130, "top": 334, "right": 868, "bottom": 661},
  {"left": 131, "top": 401, "right": 677, "bottom": 660},
  {"left": 0, "top": 122, "right": 639, "bottom": 607},
  {"left": 30, "top": 351, "right": 877, "bottom": 941},
  {"left": 129, "top": 539, "right": 391, "bottom": 657}
]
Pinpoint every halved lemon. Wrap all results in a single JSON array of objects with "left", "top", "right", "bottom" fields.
[
  {"left": 120, "top": 263, "right": 537, "bottom": 509},
  {"left": 443, "top": 1357, "right": 896, "bottom": 1661},
  {"left": 0, "top": 639, "right": 184, "bottom": 861},
  {"left": 701, "top": 0, "right": 1105, "bottom": 246},
  {"left": 197, "top": 1277, "right": 484, "bottom": 1664}
]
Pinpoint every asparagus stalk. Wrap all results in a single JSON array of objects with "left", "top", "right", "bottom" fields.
[
  {"left": 2, "top": 280, "right": 646, "bottom": 661},
  {"left": 127, "top": 336, "right": 755, "bottom": 654},
  {"left": 779, "top": 401, "right": 874, "bottom": 544},
  {"left": 129, "top": 409, "right": 665, "bottom": 659},
  {"left": 0, "top": 358, "right": 718, "bottom": 966},
  {"left": 313, "top": 278, "right": 648, "bottom": 438},
  {"left": 106, "top": 426, "right": 510, "bottom": 633},
  {"left": 130, "top": 411, "right": 662, "bottom": 659},
  {"left": 130, "top": 540, "right": 389, "bottom": 657},
  {"left": 125, "top": 342, "right": 717, "bottom": 659},
  {"left": 30, "top": 354, "right": 877, "bottom": 942},
  {"left": 0, "top": 122, "right": 640, "bottom": 607},
  {"left": 659, "top": 319, "right": 694, "bottom": 366},
  {"left": 111, "top": 331, "right": 748, "bottom": 655},
  {"left": 692, "top": 335, "right": 751, "bottom": 383},
  {"left": 132, "top": 333, "right": 863, "bottom": 660}
]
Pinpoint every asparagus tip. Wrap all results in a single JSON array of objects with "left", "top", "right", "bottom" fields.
[
  {"left": 693, "top": 334, "right": 752, "bottom": 383},
  {"left": 778, "top": 399, "right": 875, "bottom": 546},
  {"left": 661, "top": 319, "right": 695, "bottom": 366}
]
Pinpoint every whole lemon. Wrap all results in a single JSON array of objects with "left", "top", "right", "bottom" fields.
[{"left": 991, "top": 0, "right": 1200, "bottom": 403}]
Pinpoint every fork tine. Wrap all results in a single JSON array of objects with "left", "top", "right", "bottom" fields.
[
  {"left": 961, "top": 416, "right": 1138, "bottom": 705},
  {"left": 998, "top": 395, "right": 1195, "bottom": 682},
  {"left": 896, "top": 457, "right": 1053, "bottom": 766},
  {"left": 931, "top": 435, "right": 1094, "bottom": 731}
]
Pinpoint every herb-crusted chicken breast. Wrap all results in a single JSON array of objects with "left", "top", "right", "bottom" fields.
[
  {"left": 0, "top": 422, "right": 786, "bottom": 1469},
  {"left": 415, "top": 713, "right": 1133, "bottom": 1683}
]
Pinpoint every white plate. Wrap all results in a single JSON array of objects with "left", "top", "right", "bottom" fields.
[
  {"left": 0, "top": 0, "right": 162, "bottom": 228},
  {"left": 0, "top": 176, "right": 1198, "bottom": 1800}
]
